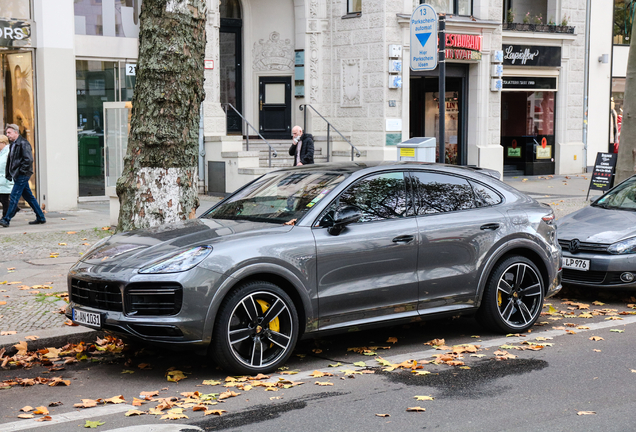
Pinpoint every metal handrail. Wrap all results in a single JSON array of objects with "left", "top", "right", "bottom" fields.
[
  {"left": 222, "top": 103, "right": 277, "bottom": 167},
  {"left": 299, "top": 104, "right": 361, "bottom": 161}
]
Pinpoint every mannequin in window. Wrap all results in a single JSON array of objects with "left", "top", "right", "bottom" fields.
[{"left": 610, "top": 98, "right": 618, "bottom": 153}]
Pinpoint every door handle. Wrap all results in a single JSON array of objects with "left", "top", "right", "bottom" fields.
[
  {"left": 392, "top": 235, "right": 414, "bottom": 243},
  {"left": 260, "top": 100, "right": 263, "bottom": 111},
  {"left": 480, "top": 223, "right": 500, "bottom": 231}
]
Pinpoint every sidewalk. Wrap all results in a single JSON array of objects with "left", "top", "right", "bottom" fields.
[{"left": 0, "top": 175, "right": 600, "bottom": 353}]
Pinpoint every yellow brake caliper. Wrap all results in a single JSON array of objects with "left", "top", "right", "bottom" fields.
[
  {"left": 498, "top": 291, "right": 503, "bottom": 307},
  {"left": 256, "top": 299, "right": 280, "bottom": 348}
]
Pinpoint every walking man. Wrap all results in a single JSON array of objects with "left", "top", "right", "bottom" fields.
[
  {"left": 288, "top": 126, "right": 314, "bottom": 166},
  {"left": 0, "top": 124, "right": 46, "bottom": 227}
]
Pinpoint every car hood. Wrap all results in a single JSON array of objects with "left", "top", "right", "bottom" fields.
[
  {"left": 77, "top": 218, "right": 293, "bottom": 269},
  {"left": 558, "top": 205, "right": 636, "bottom": 243}
]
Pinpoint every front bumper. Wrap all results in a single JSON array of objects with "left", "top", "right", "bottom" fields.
[
  {"left": 67, "top": 263, "right": 224, "bottom": 348},
  {"left": 561, "top": 252, "right": 636, "bottom": 290}
]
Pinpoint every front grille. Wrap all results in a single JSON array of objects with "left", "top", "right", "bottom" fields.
[
  {"left": 558, "top": 239, "right": 610, "bottom": 254},
  {"left": 70, "top": 278, "right": 123, "bottom": 311},
  {"left": 562, "top": 269, "right": 606, "bottom": 284},
  {"left": 125, "top": 283, "right": 183, "bottom": 316}
]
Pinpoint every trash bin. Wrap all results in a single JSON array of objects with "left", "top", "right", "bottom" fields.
[{"left": 397, "top": 137, "right": 436, "bottom": 162}]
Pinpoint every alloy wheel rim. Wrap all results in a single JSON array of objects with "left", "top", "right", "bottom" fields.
[
  {"left": 227, "top": 291, "right": 293, "bottom": 369},
  {"left": 496, "top": 263, "right": 542, "bottom": 329}
]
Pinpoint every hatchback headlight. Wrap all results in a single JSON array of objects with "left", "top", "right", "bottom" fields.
[
  {"left": 139, "top": 246, "right": 212, "bottom": 274},
  {"left": 608, "top": 237, "right": 636, "bottom": 255}
]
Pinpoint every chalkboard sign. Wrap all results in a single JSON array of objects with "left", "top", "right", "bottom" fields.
[{"left": 587, "top": 152, "right": 618, "bottom": 200}]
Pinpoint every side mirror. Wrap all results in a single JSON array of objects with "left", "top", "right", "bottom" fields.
[{"left": 327, "top": 206, "right": 362, "bottom": 236}]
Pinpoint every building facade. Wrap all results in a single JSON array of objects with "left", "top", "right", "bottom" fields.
[{"left": 1, "top": 0, "right": 589, "bottom": 213}]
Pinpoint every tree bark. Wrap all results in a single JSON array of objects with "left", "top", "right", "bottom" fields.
[
  {"left": 615, "top": 14, "right": 636, "bottom": 184},
  {"left": 116, "top": 0, "right": 206, "bottom": 231}
]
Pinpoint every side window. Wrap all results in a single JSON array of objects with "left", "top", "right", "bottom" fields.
[
  {"left": 410, "top": 172, "right": 476, "bottom": 214},
  {"left": 330, "top": 172, "right": 408, "bottom": 223},
  {"left": 469, "top": 180, "right": 502, "bottom": 207}
]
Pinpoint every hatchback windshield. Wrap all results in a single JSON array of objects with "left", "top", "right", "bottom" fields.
[
  {"left": 204, "top": 171, "right": 348, "bottom": 223},
  {"left": 594, "top": 177, "right": 636, "bottom": 210}
]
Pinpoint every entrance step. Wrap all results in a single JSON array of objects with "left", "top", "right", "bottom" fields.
[{"left": 503, "top": 165, "right": 525, "bottom": 177}]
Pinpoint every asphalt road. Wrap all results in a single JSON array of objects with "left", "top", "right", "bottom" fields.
[{"left": 1, "top": 287, "right": 636, "bottom": 432}]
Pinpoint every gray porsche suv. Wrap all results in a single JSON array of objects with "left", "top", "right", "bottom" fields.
[{"left": 67, "top": 162, "right": 561, "bottom": 374}]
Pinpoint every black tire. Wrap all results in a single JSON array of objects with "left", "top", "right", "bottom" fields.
[
  {"left": 211, "top": 281, "right": 299, "bottom": 375},
  {"left": 477, "top": 255, "right": 544, "bottom": 333}
]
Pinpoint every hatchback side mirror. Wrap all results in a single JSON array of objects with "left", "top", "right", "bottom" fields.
[{"left": 327, "top": 206, "right": 362, "bottom": 236}]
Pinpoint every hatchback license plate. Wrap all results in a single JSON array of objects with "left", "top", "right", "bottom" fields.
[
  {"left": 73, "top": 308, "right": 101, "bottom": 327},
  {"left": 563, "top": 257, "right": 590, "bottom": 271}
]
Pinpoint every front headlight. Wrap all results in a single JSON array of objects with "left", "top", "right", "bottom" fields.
[
  {"left": 139, "top": 246, "right": 212, "bottom": 274},
  {"left": 608, "top": 237, "right": 636, "bottom": 255}
]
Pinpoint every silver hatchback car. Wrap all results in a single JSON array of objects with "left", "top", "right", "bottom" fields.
[
  {"left": 558, "top": 174, "right": 636, "bottom": 289},
  {"left": 67, "top": 162, "right": 561, "bottom": 374}
]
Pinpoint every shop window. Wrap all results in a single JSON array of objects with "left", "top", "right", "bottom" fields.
[
  {"left": 612, "top": 78, "right": 625, "bottom": 152},
  {"left": 76, "top": 59, "right": 136, "bottom": 197},
  {"left": 2, "top": 0, "right": 31, "bottom": 19},
  {"left": 74, "top": 0, "right": 140, "bottom": 38},
  {"left": 614, "top": 0, "right": 631, "bottom": 44},
  {"left": 421, "top": 0, "right": 472, "bottom": 16},
  {"left": 1, "top": 51, "right": 36, "bottom": 195}
]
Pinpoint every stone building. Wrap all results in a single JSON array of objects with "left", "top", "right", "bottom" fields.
[{"left": 0, "top": 0, "right": 588, "bottom": 215}]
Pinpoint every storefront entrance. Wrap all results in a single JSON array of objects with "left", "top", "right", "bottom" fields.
[
  {"left": 1, "top": 49, "right": 36, "bottom": 197},
  {"left": 410, "top": 65, "right": 467, "bottom": 165},
  {"left": 501, "top": 78, "right": 556, "bottom": 176}
]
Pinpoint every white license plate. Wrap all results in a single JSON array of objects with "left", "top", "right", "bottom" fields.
[
  {"left": 563, "top": 257, "right": 591, "bottom": 271},
  {"left": 73, "top": 308, "right": 101, "bottom": 327}
]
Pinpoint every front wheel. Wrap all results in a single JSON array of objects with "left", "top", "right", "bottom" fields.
[
  {"left": 211, "top": 281, "right": 299, "bottom": 375},
  {"left": 477, "top": 255, "right": 544, "bottom": 333}
]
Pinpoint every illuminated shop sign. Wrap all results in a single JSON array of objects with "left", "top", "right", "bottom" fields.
[
  {"left": 502, "top": 45, "right": 561, "bottom": 67},
  {"left": 0, "top": 19, "right": 31, "bottom": 47},
  {"left": 445, "top": 33, "right": 482, "bottom": 61}
]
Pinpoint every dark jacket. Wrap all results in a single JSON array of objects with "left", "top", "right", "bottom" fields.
[
  {"left": 288, "top": 133, "right": 314, "bottom": 166},
  {"left": 5, "top": 135, "right": 34, "bottom": 181}
]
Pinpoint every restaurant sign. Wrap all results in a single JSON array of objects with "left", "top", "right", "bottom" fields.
[{"left": 446, "top": 33, "right": 482, "bottom": 61}]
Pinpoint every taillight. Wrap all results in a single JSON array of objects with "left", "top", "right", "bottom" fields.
[{"left": 542, "top": 214, "right": 555, "bottom": 224}]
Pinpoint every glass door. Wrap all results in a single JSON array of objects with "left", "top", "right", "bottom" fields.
[{"left": 220, "top": 18, "right": 243, "bottom": 134}]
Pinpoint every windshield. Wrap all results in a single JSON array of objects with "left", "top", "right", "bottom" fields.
[
  {"left": 593, "top": 177, "right": 636, "bottom": 211},
  {"left": 203, "top": 171, "right": 348, "bottom": 223}
]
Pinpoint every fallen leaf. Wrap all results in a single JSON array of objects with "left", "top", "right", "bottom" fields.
[
  {"left": 74, "top": 399, "right": 100, "bottom": 408},
  {"left": 20, "top": 406, "right": 33, "bottom": 412},
  {"left": 84, "top": 420, "right": 106, "bottom": 427},
  {"left": 593, "top": 349, "right": 601, "bottom": 352},
  {"left": 24, "top": 335, "right": 39, "bottom": 341},
  {"left": 315, "top": 381, "right": 334, "bottom": 386},
  {"left": 218, "top": 390, "right": 240, "bottom": 400},
  {"left": 414, "top": 395, "right": 434, "bottom": 401},
  {"left": 33, "top": 406, "right": 49, "bottom": 415},
  {"left": 161, "top": 408, "right": 188, "bottom": 420},
  {"left": 375, "top": 413, "right": 390, "bottom": 417},
  {"left": 125, "top": 410, "right": 146, "bottom": 416},
  {"left": 310, "top": 371, "right": 333, "bottom": 378},
  {"left": 610, "top": 329, "right": 625, "bottom": 333},
  {"left": 17, "top": 414, "right": 34, "bottom": 419},
  {"left": 589, "top": 336, "right": 604, "bottom": 341},
  {"left": 328, "top": 362, "right": 342, "bottom": 367},
  {"left": 204, "top": 409, "right": 227, "bottom": 416},
  {"left": 0, "top": 301, "right": 6, "bottom": 305},
  {"left": 104, "top": 395, "right": 126, "bottom": 404},
  {"left": 166, "top": 370, "right": 187, "bottom": 383},
  {"left": 36, "top": 416, "right": 52, "bottom": 422},
  {"left": 121, "top": 370, "right": 135, "bottom": 374},
  {"left": 386, "top": 337, "right": 398, "bottom": 344},
  {"left": 577, "top": 411, "right": 596, "bottom": 416},
  {"left": 202, "top": 380, "right": 221, "bottom": 386},
  {"left": 406, "top": 406, "right": 426, "bottom": 412},
  {"left": 1, "top": 331, "right": 17, "bottom": 335},
  {"left": 353, "top": 361, "right": 367, "bottom": 367},
  {"left": 48, "top": 401, "right": 63, "bottom": 407},
  {"left": 58, "top": 243, "right": 67, "bottom": 246},
  {"left": 66, "top": 231, "right": 77, "bottom": 234}
]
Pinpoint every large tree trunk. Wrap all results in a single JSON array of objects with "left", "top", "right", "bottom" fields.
[
  {"left": 615, "top": 15, "right": 636, "bottom": 184},
  {"left": 116, "top": 0, "right": 206, "bottom": 231}
]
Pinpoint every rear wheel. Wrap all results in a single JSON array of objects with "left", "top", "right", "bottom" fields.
[
  {"left": 477, "top": 255, "right": 544, "bottom": 333},
  {"left": 211, "top": 281, "right": 299, "bottom": 375}
]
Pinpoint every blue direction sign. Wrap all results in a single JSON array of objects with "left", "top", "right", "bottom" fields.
[{"left": 410, "top": 4, "right": 438, "bottom": 71}]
